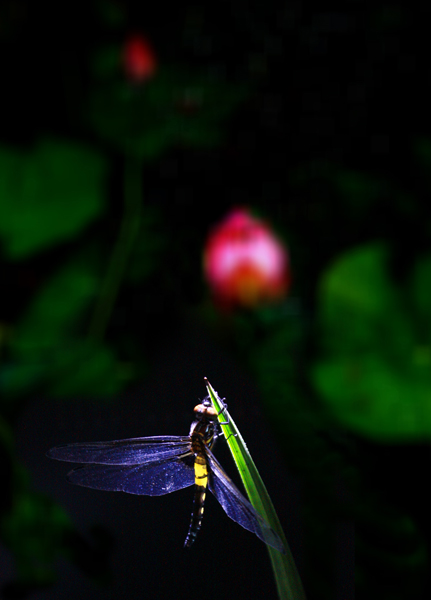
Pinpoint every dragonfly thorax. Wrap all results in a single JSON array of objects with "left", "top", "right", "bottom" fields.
[{"left": 190, "top": 398, "right": 218, "bottom": 450}]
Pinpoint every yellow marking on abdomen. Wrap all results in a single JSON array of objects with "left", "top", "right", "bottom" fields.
[{"left": 194, "top": 456, "right": 208, "bottom": 487}]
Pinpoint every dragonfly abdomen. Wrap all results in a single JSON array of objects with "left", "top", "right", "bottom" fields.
[{"left": 184, "top": 454, "right": 208, "bottom": 547}]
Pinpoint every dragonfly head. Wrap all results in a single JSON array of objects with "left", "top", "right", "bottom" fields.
[{"left": 193, "top": 396, "right": 218, "bottom": 421}]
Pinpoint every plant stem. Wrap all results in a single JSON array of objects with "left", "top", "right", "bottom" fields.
[{"left": 88, "top": 156, "right": 142, "bottom": 342}]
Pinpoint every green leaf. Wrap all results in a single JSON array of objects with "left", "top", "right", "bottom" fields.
[
  {"left": 0, "top": 363, "right": 48, "bottom": 398},
  {"left": 12, "top": 257, "right": 100, "bottom": 360},
  {"left": 1, "top": 488, "right": 73, "bottom": 584},
  {"left": 0, "top": 139, "right": 106, "bottom": 259},
  {"left": 205, "top": 379, "right": 306, "bottom": 600},
  {"left": 311, "top": 244, "right": 431, "bottom": 440},
  {"left": 46, "top": 340, "right": 125, "bottom": 397},
  {"left": 1, "top": 342, "right": 125, "bottom": 399},
  {"left": 411, "top": 255, "right": 431, "bottom": 329},
  {"left": 4, "top": 255, "right": 125, "bottom": 398}
]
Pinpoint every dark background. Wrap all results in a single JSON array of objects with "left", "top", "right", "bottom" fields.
[{"left": 1, "top": 0, "right": 430, "bottom": 598}]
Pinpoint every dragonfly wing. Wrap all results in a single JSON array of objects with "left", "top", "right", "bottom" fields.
[
  {"left": 47, "top": 436, "right": 191, "bottom": 465},
  {"left": 206, "top": 450, "right": 285, "bottom": 553},
  {"left": 67, "top": 453, "right": 195, "bottom": 496}
]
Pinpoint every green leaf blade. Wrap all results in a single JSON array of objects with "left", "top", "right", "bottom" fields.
[{"left": 205, "top": 379, "right": 306, "bottom": 600}]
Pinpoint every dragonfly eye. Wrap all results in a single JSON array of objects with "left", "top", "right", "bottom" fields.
[{"left": 193, "top": 404, "right": 218, "bottom": 421}]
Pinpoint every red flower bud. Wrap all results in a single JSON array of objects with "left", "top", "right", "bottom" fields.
[
  {"left": 203, "top": 207, "right": 290, "bottom": 308},
  {"left": 123, "top": 34, "right": 156, "bottom": 82}
]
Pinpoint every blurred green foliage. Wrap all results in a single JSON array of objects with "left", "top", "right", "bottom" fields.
[
  {"left": 0, "top": 139, "right": 107, "bottom": 259},
  {"left": 312, "top": 244, "right": 431, "bottom": 440},
  {"left": 2, "top": 253, "right": 124, "bottom": 400},
  {"left": 1, "top": 488, "right": 72, "bottom": 586}
]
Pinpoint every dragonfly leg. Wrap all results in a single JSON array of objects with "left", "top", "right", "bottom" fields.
[
  {"left": 215, "top": 406, "right": 237, "bottom": 442},
  {"left": 216, "top": 401, "right": 229, "bottom": 425}
]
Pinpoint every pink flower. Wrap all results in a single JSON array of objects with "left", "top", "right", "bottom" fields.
[
  {"left": 203, "top": 208, "right": 290, "bottom": 308},
  {"left": 123, "top": 34, "right": 157, "bottom": 82}
]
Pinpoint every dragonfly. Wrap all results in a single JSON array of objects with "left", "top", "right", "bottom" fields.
[{"left": 47, "top": 396, "right": 285, "bottom": 553}]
